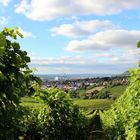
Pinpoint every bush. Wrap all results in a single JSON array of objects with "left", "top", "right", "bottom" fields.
[
  {"left": 36, "top": 88, "right": 89, "bottom": 139},
  {"left": 97, "top": 91, "right": 111, "bottom": 99},
  {"left": 17, "top": 88, "right": 89, "bottom": 140}
]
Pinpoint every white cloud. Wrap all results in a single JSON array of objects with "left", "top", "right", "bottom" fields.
[
  {"left": 51, "top": 20, "right": 117, "bottom": 38},
  {"left": 15, "top": 0, "right": 30, "bottom": 14},
  {"left": 66, "top": 30, "right": 140, "bottom": 52},
  {"left": 30, "top": 51, "right": 138, "bottom": 66},
  {"left": 51, "top": 24, "right": 85, "bottom": 38},
  {"left": 19, "top": 28, "right": 35, "bottom": 38},
  {"left": 0, "top": 16, "right": 8, "bottom": 25},
  {"left": 31, "top": 56, "right": 94, "bottom": 65},
  {"left": 15, "top": 0, "right": 140, "bottom": 21},
  {"left": 0, "top": 0, "right": 11, "bottom": 6},
  {"left": 29, "top": 46, "right": 139, "bottom": 74}
]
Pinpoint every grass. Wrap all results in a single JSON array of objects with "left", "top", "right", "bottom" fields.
[
  {"left": 108, "top": 85, "right": 127, "bottom": 94},
  {"left": 20, "top": 96, "right": 44, "bottom": 108},
  {"left": 101, "top": 85, "right": 127, "bottom": 98},
  {"left": 21, "top": 97, "right": 114, "bottom": 110},
  {"left": 20, "top": 85, "right": 127, "bottom": 111},
  {"left": 86, "top": 86, "right": 104, "bottom": 94},
  {"left": 74, "top": 99, "right": 113, "bottom": 110},
  {"left": 76, "top": 88, "right": 86, "bottom": 94}
]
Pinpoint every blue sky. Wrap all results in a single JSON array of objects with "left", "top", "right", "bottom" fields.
[{"left": 0, "top": 0, "right": 140, "bottom": 74}]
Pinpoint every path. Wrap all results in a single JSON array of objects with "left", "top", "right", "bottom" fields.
[{"left": 87, "top": 112, "right": 107, "bottom": 140}]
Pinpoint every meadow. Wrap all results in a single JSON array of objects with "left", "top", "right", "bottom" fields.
[
  {"left": 101, "top": 85, "right": 127, "bottom": 98},
  {"left": 21, "top": 84, "right": 127, "bottom": 111},
  {"left": 21, "top": 97, "right": 113, "bottom": 110}
]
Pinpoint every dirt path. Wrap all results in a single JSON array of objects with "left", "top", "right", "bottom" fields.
[{"left": 87, "top": 113, "right": 107, "bottom": 140}]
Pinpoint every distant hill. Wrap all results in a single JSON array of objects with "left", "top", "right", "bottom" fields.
[
  {"left": 122, "top": 71, "right": 130, "bottom": 76},
  {"left": 118, "top": 71, "right": 130, "bottom": 77}
]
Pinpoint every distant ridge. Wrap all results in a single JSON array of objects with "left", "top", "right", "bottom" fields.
[{"left": 117, "top": 71, "right": 130, "bottom": 77}]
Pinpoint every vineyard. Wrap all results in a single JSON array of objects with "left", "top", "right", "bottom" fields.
[{"left": 0, "top": 27, "right": 140, "bottom": 140}]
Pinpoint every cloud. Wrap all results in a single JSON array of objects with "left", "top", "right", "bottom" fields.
[
  {"left": 29, "top": 47, "right": 139, "bottom": 74},
  {"left": 18, "top": 28, "right": 35, "bottom": 38},
  {"left": 66, "top": 30, "right": 140, "bottom": 52},
  {"left": 30, "top": 51, "right": 138, "bottom": 67},
  {"left": 0, "top": 16, "right": 8, "bottom": 25},
  {"left": 15, "top": 0, "right": 140, "bottom": 21},
  {"left": 51, "top": 20, "right": 117, "bottom": 38},
  {"left": 15, "top": 0, "right": 30, "bottom": 14},
  {"left": 31, "top": 56, "right": 94, "bottom": 66},
  {"left": 0, "top": 0, "right": 11, "bottom": 6}
]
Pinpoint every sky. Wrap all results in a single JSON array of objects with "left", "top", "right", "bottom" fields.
[{"left": 0, "top": 0, "right": 140, "bottom": 74}]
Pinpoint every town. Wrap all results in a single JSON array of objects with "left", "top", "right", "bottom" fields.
[{"left": 42, "top": 76, "right": 128, "bottom": 91}]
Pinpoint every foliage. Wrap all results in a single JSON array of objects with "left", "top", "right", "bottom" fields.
[
  {"left": 100, "top": 68, "right": 140, "bottom": 140},
  {"left": 15, "top": 89, "right": 93, "bottom": 139},
  {"left": 137, "top": 42, "right": 140, "bottom": 66},
  {"left": 75, "top": 87, "right": 86, "bottom": 98},
  {"left": 96, "top": 90, "right": 111, "bottom": 99},
  {"left": 70, "top": 84, "right": 126, "bottom": 100},
  {"left": 137, "top": 41, "right": 140, "bottom": 48},
  {"left": 0, "top": 27, "right": 41, "bottom": 139},
  {"left": 0, "top": 27, "right": 106, "bottom": 140},
  {"left": 32, "top": 88, "right": 89, "bottom": 139},
  {"left": 2, "top": 26, "right": 138, "bottom": 140}
]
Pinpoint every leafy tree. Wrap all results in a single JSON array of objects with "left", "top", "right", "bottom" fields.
[
  {"left": 0, "top": 27, "right": 41, "bottom": 139},
  {"left": 137, "top": 42, "right": 140, "bottom": 67}
]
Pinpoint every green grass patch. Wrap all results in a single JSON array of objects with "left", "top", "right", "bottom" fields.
[
  {"left": 20, "top": 96, "right": 44, "bottom": 108},
  {"left": 108, "top": 85, "right": 127, "bottom": 95},
  {"left": 21, "top": 97, "right": 114, "bottom": 111},
  {"left": 101, "top": 85, "right": 127, "bottom": 98},
  {"left": 77, "top": 88, "right": 86, "bottom": 94},
  {"left": 74, "top": 99, "right": 114, "bottom": 110}
]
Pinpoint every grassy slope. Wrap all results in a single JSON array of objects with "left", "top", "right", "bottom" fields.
[
  {"left": 21, "top": 97, "right": 113, "bottom": 111},
  {"left": 86, "top": 86, "right": 104, "bottom": 93},
  {"left": 20, "top": 97, "right": 44, "bottom": 108},
  {"left": 101, "top": 85, "right": 127, "bottom": 98},
  {"left": 74, "top": 99, "right": 113, "bottom": 110}
]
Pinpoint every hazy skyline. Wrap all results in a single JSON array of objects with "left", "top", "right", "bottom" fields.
[{"left": 0, "top": 0, "right": 140, "bottom": 74}]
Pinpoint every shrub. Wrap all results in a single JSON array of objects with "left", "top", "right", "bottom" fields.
[{"left": 33, "top": 88, "right": 89, "bottom": 139}]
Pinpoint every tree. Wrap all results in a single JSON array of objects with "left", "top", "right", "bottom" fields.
[
  {"left": 137, "top": 41, "right": 140, "bottom": 66},
  {"left": 0, "top": 27, "right": 41, "bottom": 139}
]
